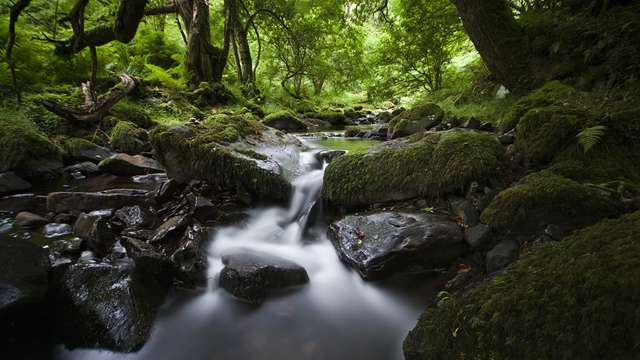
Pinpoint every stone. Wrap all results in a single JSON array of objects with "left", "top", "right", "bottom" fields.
[
  {"left": 315, "top": 150, "right": 346, "bottom": 164},
  {"left": 120, "top": 237, "right": 168, "bottom": 277},
  {"left": 53, "top": 213, "right": 76, "bottom": 224},
  {"left": 0, "top": 194, "right": 47, "bottom": 214},
  {"left": 43, "top": 223, "right": 73, "bottom": 238},
  {"left": 449, "top": 198, "right": 480, "bottom": 226},
  {"left": 153, "top": 179, "right": 183, "bottom": 203},
  {"left": 219, "top": 248, "right": 309, "bottom": 304},
  {"left": 328, "top": 212, "right": 466, "bottom": 279},
  {"left": 462, "top": 118, "right": 482, "bottom": 130},
  {"left": 498, "top": 133, "right": 516, "bottom": 145},
  {"left": 0, "top": 172, "right": 31, "bottom": 195},
  {"left": 50, "top": 262, "right": 167, "bottom": 352},
  {"left": 15, "top": 212, "right": 48, "bottom": 229},
  {"left": 114, "top": 206, "right": 158, "bottom": 229},
  {"left": 98, "top": 154, "right": 164, "bottom": 177},
  {"left": 486, "top": 239, "right": 519, "bottom": 273},
  {"left": 190, "top": 196, "right": 218, "bottom": 223},
  {"left": 65, "top": 162, "right": 101, "bottom": 177},
  {"left": 167, "top": 222, "right": 208, "bottom": 288},
  {"left": 48, "top": 189, "right": 151, "bottom": 214},
  {"left": 73, "top": 213, "right": 116, "bottom": 257},
  {"left": 150, "top": 215, "right": 189, "bottom": 244},
  {"left": 464, "top": 224, "right": 492, "bottom": 249},
  {"left": 544, "top": 224, "right": 565, "bottom": 241}
]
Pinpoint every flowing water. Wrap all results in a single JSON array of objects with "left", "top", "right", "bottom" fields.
[{"left": 55, "top": 136, "right": 438, "bottom": 360}]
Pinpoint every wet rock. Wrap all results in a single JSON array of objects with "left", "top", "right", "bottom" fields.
[
  {"left": 65, "top": 162, "right": 101, "bottom": 177},
  {"left": 169, "top": 222, "right": 208, "bottom": 288},
  {"left": 189, "top": 196, "right": 218, "bottom": 223},
  {"left": 114, "top": 206, "right": 158, "bottom": 229},
  {"left": 120, "top": 237, "right": 169, "bottom": 278},
  {"left": 449, "top": 198, "right": 480, "bottom": 226},
  {"left": 98, "top": 154, "right": 164, "bottom": 176},
  {"left": 464, "top": 224, "right": 492, "bottom": 249},
  {"left": 544, "top": 224, "right": 565, "bottom": 241},
  {"left": 50, "top": 238, "right": 83, "bottom": 258},
  {"left": 315, "top": 150, "right": 346, "bottom": 164},
  {"left": 461, "top": 118, "right": 482, "bottom": 130},
  {"left": 50, "top": 262, "right": 167, "bottom": 352},
  {"left": 498, "top": 133, "right": 516, "bottom": 145},
  {"left": 48, "top": 189, "right": 151, "bottom": 214},
  {"left": 73, "top": 213, "right": 116, "bottom": 257},
  {"left": 219, "top": 249, "right": 309, "bottom": 304},
  {"left": 150, "top": 215, "right": 189, "bottom": 244},
  {"left": 0, "top": 194, "right": 47, "bottom": 214},
  {"left": 328, "top": 212, "right": 466, "bottom": 279},
  {"left": 53, "top": 213, "right": 76, "bottom": 224},
  {"left": 154, "top": 179, "right": 184, "bottom": 203},
  {"left": 15, "top": 212, "right": 48, "bottom": 229},
  {"left": 0, "top": 172, "right": 32, "bottom": 194},
  {"left": 43, "top": 223, "right": 73, "bottom": 238},
  {"left": 263, "top": 112, "right": 308, "bottom": 132},
  {"left": 486, "top": 239, "right": 519, "bottom": 273}
]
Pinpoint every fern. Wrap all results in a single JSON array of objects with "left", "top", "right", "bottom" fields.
[{"left": 577, "top": 125, "right": 606, "bottom": 153}]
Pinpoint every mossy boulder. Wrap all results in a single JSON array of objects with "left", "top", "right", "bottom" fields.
[
  {"left": 323, "top": 130, "right": 504, "bottom": 209},
  {"left": 150, "top": 126, "right": 291, "bottom": 203},
  {"left": 480, "top": 171, "right": 619, "bottom": 235},
  {"left": 303, "top": 111, "right": 346, "bottom": 126},
  {"left": 0, "top": 111, "right": 63, "bottom": 179},
  {"left": 203, "top": 113, "right": 264, "bottom": 144},
  {"left": 109, "top": 121, "right": 149, "bottom": 155},
  {"left": 262, "top": 111, "right": 308, "bottom": 132},
  {"left": 111, "top": 101, "right": 155, "bottom": 129},
  {"left": 387, "top": 102, "right": 445, "bottom": 139},
  {"left": 54, "top": 136, "right": 113, "bottom": 164},
  {"left": 404, "top": 210, "right": 640, "bottom": 360}
]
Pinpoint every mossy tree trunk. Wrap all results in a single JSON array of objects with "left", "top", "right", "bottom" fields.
[{"left": 451, "top": 0, "right": 538, "bottom": 93}]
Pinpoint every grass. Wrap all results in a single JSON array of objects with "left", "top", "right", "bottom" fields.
[{"left": 312, "top": 138, "right": 380, "bottom": 154}]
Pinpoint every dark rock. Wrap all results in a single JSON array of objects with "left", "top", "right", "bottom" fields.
[
  {"left": 480, "top": 122, "right": 496, "bottom": 132},
  {"left": 168, "top": 222, "right": 208, "bottom": 287},
  {"left": 73, "top": 213, "right": 116, "bottom": 257},
  {"left": 114, "top": 206, "right": 158, "bottom": 229},
  {"left": 15, "top": 212, "right": 48, "bottom": 229},
  {"left": 0, "top": 194, "right": 47, "bottom": 214},
  {"left": 50, "top": 262, "right": 167, "bottom": 352},
  {"left": 219, "top": 248, "right": 309, "bottom": 304},
  {"left": 43, "top": 223, "right": 73, "bottom": 238},
  {"left": 53, "top": 213, "right": 76, "bottom": 224},
  {"left": 0, "top": 172, "right": 31, "bottom": 195},
  {"left": 328, "top": 212, "right": 466, "bottom": 279},
  {"left": 48, "top": 189, "right": 151, "bottom": 214},
  {"left": 121, "top": 237, "right": 169, "bottom": 277},
  {"left": 315, "top": 150, "right": 346, "bottom": 164},
  {"left": 65, "top": 162, "right": 101, "bottom": 177},
  {"left": 449, "top": 198, "right": 480, "bottom": 226},
  {"left": 189, "top": 196, "right": 218, "bottom": 223},
  {"left": 462, "top": 118, "right": 482, "bottom": 130},
  {"left": 50, "top": 238, "right": 83, "bottom": 258},
  {"left": 544, "top": 224, "right": 565, "bottom": 241},
  {"left": 150, "top": 215, "right": 189, "bottom": 244},
  {"left": 498, "top": 133, "right": 516, "bottom": 145},
  {"left": 486, "top": 239, "right": 519, "bottom": 273},
  {"left": 464, "top": 224, "right": 492, "bottom": 249},
  {"left": 154, "top": 179, "right": 184, "bottom": 203},
  {"left": 98, "top": 154, "right": 164, "bottom": 176}
]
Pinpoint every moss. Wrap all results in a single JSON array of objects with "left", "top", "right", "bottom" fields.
[
  {"left": 405, "top": 210, "right": 640, "bottom": 360},
  {"left": 303, "top": 110, "right": 346, "bottom": 126},
  {"left": 150, "top": 126, "right": 290, "bottom": 203},
  {"left": 262, "top": 111, "right": 307, "bottom": 132},
  {"left": 0, "top": 109, "right": 63, "bottom": 178},
  {"left": 480, "top": 171, "right": 619, "bottom": 235},
  {"left": 516, "top": 106, "right": 585, "bottom": 164},
  {"left": 109, "top": 121, "right": 148, "bottom": 154},
  {"left": 110, "top": 100, "right": 155, "bottom": 129},
  {"left": 322, "top": 130, "right": 503, "bottom": 208},
  {"left": 54, "top": 136, "right": 102, "bottom": 161},
  {"left": 388, "top": 102, "right": 445, "bottom": 138},
  {"left": 203, "top": 113, "right": 264, "bottom": 143},
  {"left": 293, "top": 100, "right": 316, "bottom": 114},
  {"left": 235, "top": 148, "right": 268, "bottom": 161}
]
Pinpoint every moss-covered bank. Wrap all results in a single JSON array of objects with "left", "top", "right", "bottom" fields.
[{"left": 404, "top": 210, "right": 640, "bottom": 360}]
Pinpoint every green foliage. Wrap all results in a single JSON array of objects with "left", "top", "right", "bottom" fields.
[
  {"left": 311, "top": 138, "right": 379, "bottom": 154},
  {"left": 110, "top": 100, "right": 155, "bottom": 129},
  {"left": 576, "top": 125, "right": 606, "bottom": 153},
  {"left": 203, "top": 113, "right": 264, "bottom": 143},
  {"left": 405, "top": 210, "right": 640, "bottom": 360}
]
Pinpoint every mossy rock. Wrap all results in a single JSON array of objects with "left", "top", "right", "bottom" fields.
[
  {"left": 499, "top": 81, "right": 591, "bottom": 131},
  {"left": 150, "top": 126, "right": 290, "bottom": 204},
  {"left": 109, "top": 121, "right": 149, "bottom": 155},
  {"left": 262, "top": 111, "right": 307, "bottom": 132},
  {"left": 387, "top": 102, "right": 445, "bottom": 139},
  {"left": 480, "top": 171, "right": 619, "bottom": 235},
  {"left": 203, "top": 113, "right": 264, "bottom": 143},
  {"left": 322, "top": 130, "right": 504, "bottom": 209},
  {"left": 292, "top": 100, "right": 316, "bottom": 114},
  {"left": 404, "top": 210, "right": 640, "bottom": 360},
  {"left": 110, "top": 101, "right": 155, "bottom": 129},
  {"left": 515, "top": 106, "right": 586, "bottom": 164},
  {"left": 54, "top": 136, "right": 112, "bottom": 164},
  {"left": 0, "top": 111, "right": 63, "bottom": 179},
  {"left": 303, "top": 111, "right": 346, "bottom": 126}
]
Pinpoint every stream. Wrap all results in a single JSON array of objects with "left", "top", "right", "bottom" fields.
[{"left": 42, "top": 135, "right": 438, "bottom": 360}]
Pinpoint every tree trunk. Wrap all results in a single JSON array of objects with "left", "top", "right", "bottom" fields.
[
  {"left": 451, "top": 0, "right": 537, "bottom": 93},
  {"left": 236, "top": 27, "right": 254, "bottom": 84}
]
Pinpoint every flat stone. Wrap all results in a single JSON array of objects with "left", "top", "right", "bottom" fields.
[
  {"left": 0, "top": 172, "right": 32, "bottom": 195},
  {"left": 47, "top": 189, "right": 151, "bottom": 214},
  {"left": 98, "top": 154, "right": 164, "bottom": 176},
  {"left": 149, "top": 215, "right": 189, "bottom": 244},
  {"left": 114, "top": 206, "right": 158, "bottom": 229},
  {"left": 15, "top": 212, "right": 48, "bottom": 229},
  {"left": 0, "top": 194, "right": 46, "bottom": 214}
]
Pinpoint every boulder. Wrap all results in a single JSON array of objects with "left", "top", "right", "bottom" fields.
[
  {"left": 168, "top": 222, "right": 209, "bottom": 288},
  {"left": 65, "top": 162, "right": 101, "bottom": 178},
  {"left": 43, "top": 223, "right": 73, "bottom": 238},
  {"left": 387, "top": 102, "right": 444, "bottom": 139},
  {"left": 0, "top": 194, "right": 47, "bottom": 214},
  {"left": 189, "top": 195, "right": 218, "bottom": 223},
  {"left": 149, "top": 215, "right": 189, "bottom": 245},
  {"left": 73, "top": 213, "right": 116, "bottom": 257},
  {"left": 114, "top": 205, "right": 158, "bottom": 229},
  {"left": 55, "top": 136, "right": 113, "bottom": 163},
  {"left": 98, "top": 154, "right": 164, "bottom": 176},
  {"left": 486, "top": 239, "right": 519, "bottom": 273},
  {"left": 0, "top": 172, "right": 31, "bottom": 195},
  {"left": 48, "top": 189, "right": 151, "bottom": 214},
  {"left": 328, "top": 212, "right": 466, "bottom": 279},
  {"left": 464, "top": 224, "right": 492, "bottom": 249},
  {"left": 50, "top": 262, "right": 167, "bottom": 352},
  {"left": 315, "top": 150, "right": 346, "bottom": 164},
  {"left": 109, "top": 121, "right": 149, "bottom": 155},
  {"left": 219, "top": 249, "right": 309, "bottom": 304},
  {"left": 15, "top": 212, "right": 48, "bottom": 229},
  {"left": 120, "top": 237, "right": 169, "bottom": 277},
  {"left": 449, "top": 198, "right": 480, "bottom": 226},
  {"left": 262, "top": 111, "right": 308, "bottom": 132}
]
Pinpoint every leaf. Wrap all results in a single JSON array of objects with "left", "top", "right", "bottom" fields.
[{"left": 577, "top": 125, "right": 606, "bottom": 153}]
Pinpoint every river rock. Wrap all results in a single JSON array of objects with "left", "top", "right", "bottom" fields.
[
  {"left": 73, "top": 213, "right": 116, "bottom": 257},
  {"left": 315, "top": 150, "right": 346, "bottom": 164},
  {"left": 328, "top": 212, "right": 467, "bottom": 279},
  {"left": 486, "top": 239, "right": 519, "bottom": 273},
  {"left": 219, "top": 249, "right": 309, "bottom": 304},
  {"left": 449, "top": 198, "right": 480, "bottom": 226},
  {"left": 0, "top": 194, "right": 47, "bottom": 214},
  {"left": 189, "top": 195, "right": 218, "bottom": 223},
  {"left": 149, "top": 215, "right": 189, "bottom": 244},
  {"left": 43, "top": 223, "right": 73, "bottom": 238},
  {"left": 15, "top": 212, "right": 49, "bottom": 229},
  {"left": 120, "top": 237, "right": 169, "bottom": 277},
  {"left": 98, "top": 154, "right": 164, "bottom": 176},
  {"left": 464, "top": 224, "right": 492, "bottom": 249},
  {"left": 48, "top": 189, "right": 151, "bottom": 214},
  {"left": 65, "top": 162, "right": 101, "bottom": 177},
  {"left": 168, "top": 222, "right": 209, "bottom": 288},
  {"left": 0, "top": 172, "right": 32, "bottom": 195},
  {"left": 114, "top": 205, "right": 158, "bottom": 229},
  {"left": 50, "top": 262, "right": 167, "bottom": 352}
]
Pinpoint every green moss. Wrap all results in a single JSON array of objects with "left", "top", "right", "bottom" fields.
[
  {"left": 293, "top": 100, "right": 316, "bottom": 114},
  {"left": 262, "top": 111, "right": 307, "bottom": 132},
  {"left": 516, "top": 106, "right": 585, "bottom": 164},
  {"left": 203, "top": 113, "right": 264, "bottom": 143},
  {"left": 111, "top": 100, "right": 155, "bottom": 129},
  {"left": 54, "top": 136, "right": 102, "bottom": 160},
  {"left": 323, "top": 130, "right": 503, "bottom": 208},
  {"left": 303, "top": 110, "right": 346, "bottom": 126},
  {"left": 311, "top": 138, "right": 379, "bottom": 154},
  {"left": 405, "top": 210, "right": 640, "bottom": 360},
  {"left": 480, "top": 171, "right": 618, "bottom": 235},
  {"left": 388, "top": 102, "right": 445, "bottom": 138},
  {"left": 109, "top": 121, "right": 148, "bottom": 154},
  {"left": 0, "top": 108, "right": 63, "bottom": 177}
]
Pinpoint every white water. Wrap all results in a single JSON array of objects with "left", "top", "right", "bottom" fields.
[{"left": 57, "top": 138, "right": 435, "bottom": 360}]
